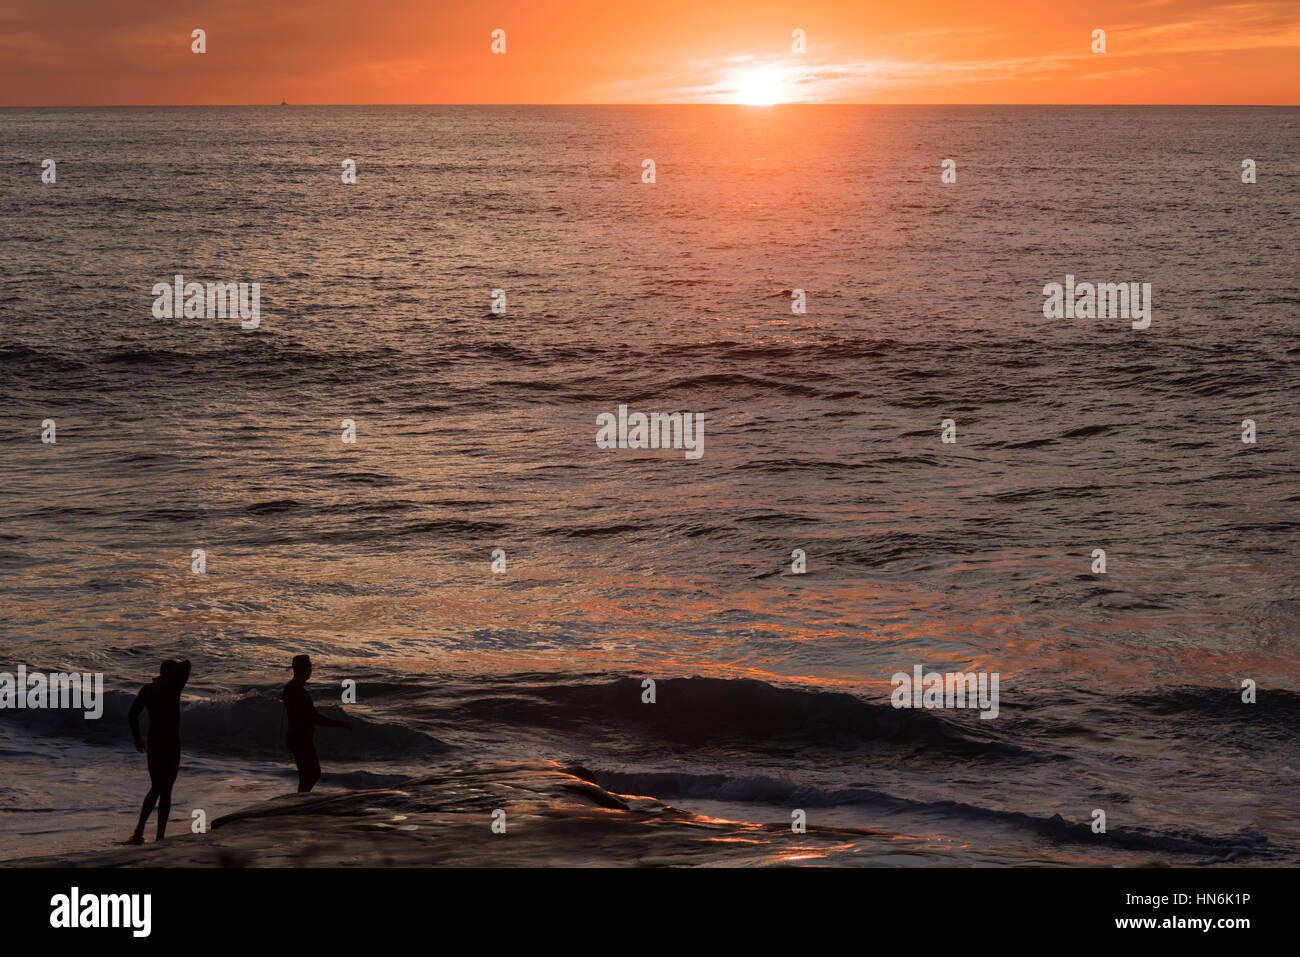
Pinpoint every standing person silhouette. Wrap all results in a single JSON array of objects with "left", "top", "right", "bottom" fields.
[
  {"left": 282, "top": 654, "right": 350, "bottom": 792},
  {"left": 127, "top": 659, "right": 191, "bottom": 843}
]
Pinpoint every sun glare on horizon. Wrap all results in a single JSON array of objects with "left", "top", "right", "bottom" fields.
[{"left": 735, "top": 66, "right": 787, "bottom": 105}]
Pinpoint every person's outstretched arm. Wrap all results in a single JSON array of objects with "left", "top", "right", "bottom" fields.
[
  {"left": 128, "top": 687, "right": 149, "bottom": 751},
  {"left": 313, "top": 705, "right": 350, "bottom": 729}
]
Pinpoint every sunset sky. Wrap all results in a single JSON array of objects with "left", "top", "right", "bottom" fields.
[{"left": 1, "top": 0, "right": 1297, "bottom": 105}]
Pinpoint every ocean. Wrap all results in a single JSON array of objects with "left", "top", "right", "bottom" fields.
[{"left": 1, "top": 105, "right": 1297, "bottom": 866}]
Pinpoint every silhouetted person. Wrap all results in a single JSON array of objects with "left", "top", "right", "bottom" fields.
[
  {"left": 127, "top": 659, "right": 191, "bottom": 843},
  {"left": 282, "top": 654, "right": 349, "bottom": 792}
]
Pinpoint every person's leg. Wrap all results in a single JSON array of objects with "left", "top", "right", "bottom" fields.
[
  {"left": 291, "top": 744, "right": 306, "bottom": 790},
  {"left": 148, "top": 748, "right": 180, "bottom": 840},
  {"left": 156, "top": 774, "right": 174, "bottom": 842},
  {"left": 132, "top": 787, "right": 158, "bottom": 842},
  {"left": 305, "top": 747, "right": 321, "bottom": 791},
  {"left": 293, "top": 744, "right": 321, "bottom": 792}
]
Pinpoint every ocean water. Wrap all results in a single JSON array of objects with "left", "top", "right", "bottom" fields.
[{"left": 1, "top": 106, "right": 1298, "bottom": 865}]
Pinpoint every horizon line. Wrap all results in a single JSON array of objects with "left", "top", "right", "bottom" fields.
[{"left": 3, "top": 102, "right": 1298, "bottom": 108}]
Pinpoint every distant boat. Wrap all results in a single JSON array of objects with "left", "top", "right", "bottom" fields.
[{"left": 280, "top": 98, "right": 287, "bottom": 106}]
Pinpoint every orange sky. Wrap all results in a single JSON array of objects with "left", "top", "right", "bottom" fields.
[{"left": 1, "top": 0, "right": 1296, "bottom": 105}]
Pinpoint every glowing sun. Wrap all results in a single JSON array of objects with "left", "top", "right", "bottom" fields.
[{"left": 735, "top": 66, "right": 786, "bottom": 105}]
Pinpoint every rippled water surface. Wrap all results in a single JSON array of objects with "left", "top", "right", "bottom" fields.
[{"left": 1, "top": 106, "right": 1297, "bottom": 864}]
